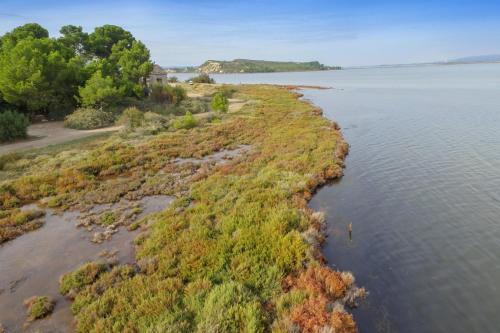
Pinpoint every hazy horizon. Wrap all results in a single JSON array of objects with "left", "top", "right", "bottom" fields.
[{"left": 1, "top": 0, "right": 500, "bottom": 67}]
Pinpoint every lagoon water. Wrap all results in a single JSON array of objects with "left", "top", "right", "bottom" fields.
[{"left": 179, "top": 64, "right": 500, "bottom": 332}]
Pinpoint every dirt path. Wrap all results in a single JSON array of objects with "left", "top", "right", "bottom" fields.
[{"left": 0, "top": 122, "right": 122, "bottom": 155}]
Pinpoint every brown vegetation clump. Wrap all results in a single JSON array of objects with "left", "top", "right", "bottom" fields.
[
  {"left": 293, "top": 266, "right": 350, "bottom": 300},
  {"left": 330, "top": 311, "right": 357, "bottom": 333},
  {"left": 283, "top": 266, "right": 360, "bottom": 333},
  {"left": 0, "top": 208, "right": 45, "bottom": 243}
]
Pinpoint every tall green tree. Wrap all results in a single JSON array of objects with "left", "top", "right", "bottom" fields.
[
  {"left": 58, "top": 25, "right": 89, "bottom": 56},
  {"left": 79, "top": 70, "right": 122, "bottom": 108},
  {"left": 109, "top": 40, "right": 153, "bottom": 97},
  {"left": 87, "top": 25, "right": 134, "bottom": 58},
  {"left": 0, "top": 23, "right": 153, "bottom": 117},
  {"left": 0, "top": 37, "right": 81, "bottom": 115},
  {"left": 0, "top": 23, "right": 48, "bottom": 47}
]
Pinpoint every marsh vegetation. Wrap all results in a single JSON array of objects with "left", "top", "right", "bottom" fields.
[{"left": 0, "top": 83, "right": 362, "bottom": 332}]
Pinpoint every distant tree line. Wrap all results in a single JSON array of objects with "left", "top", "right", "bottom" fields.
[{"left": 0, "top": 23, "right": 153, "bottom": 119}]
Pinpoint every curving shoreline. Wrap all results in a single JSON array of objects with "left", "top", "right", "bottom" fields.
[{"left": 0, "top": 84, "right": 364, "bottom": 332}]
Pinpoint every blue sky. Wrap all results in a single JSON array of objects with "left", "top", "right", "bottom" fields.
[{"left": 1, "top": 0, "right": 500, "bottom": 67}]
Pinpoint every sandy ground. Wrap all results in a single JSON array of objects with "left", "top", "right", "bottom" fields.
[{"left": 0, "top": 122, "right": 122, "bottom": 155}]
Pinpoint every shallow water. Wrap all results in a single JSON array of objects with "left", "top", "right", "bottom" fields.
[
  {"left": 0, "top": 195, "right": 173, "bottom": 333},
  {"left": 182, "top": 64, "right": 500, "bottom": 332}
]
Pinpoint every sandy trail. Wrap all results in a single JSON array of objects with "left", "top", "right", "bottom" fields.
[{"left": 0, "top": 122, "right": 121, "bottom": 155}]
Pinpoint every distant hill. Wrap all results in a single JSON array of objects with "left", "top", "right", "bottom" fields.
[
  {"left": 167, "top": 59, "right": 340, "bottom": 73},
  {"left": 447, "top": 55, "right": 500, "bottom": 64}
]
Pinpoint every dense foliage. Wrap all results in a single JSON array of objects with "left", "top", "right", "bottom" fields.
[
  {"left": 149, "top": 83, "right": 186, "bottom": 105},
  {"left": 0, "top": 23, "right": 153, "bottom": 120},
  {"left": 210, "top": 92, "right": 229, "bottom": 113},
  {"left": 64, "top": 107, "right": 115, "bottom": 130},
  {"left": 187, "top": 73, "right": 215, "bottom": 84},
  {"left": 0, "top": 110, "right": 30, "bottom": 142},
  {"left": 0, "top": 85, "right": 362, "bottom": 332},
  {"left": 171, "top": 111, "right": 197, "bottom": 129}
]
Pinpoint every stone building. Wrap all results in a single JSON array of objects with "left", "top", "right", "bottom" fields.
[{"left": 147, "top": 64, "right": 168, "bottom": 85}]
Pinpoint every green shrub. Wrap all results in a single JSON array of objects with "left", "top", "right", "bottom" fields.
[
  {"left": 60, "top": 262, "right": 109, "bottom": 296},
  {"left": 0, "top": 110, "right": 29, "bottom": 142},
  {"left": 167, "top": 76, "right": 179, "bottom": 83},
  {"left": 171, "top": 86, "right": 187, "bottom": 105},
  {"left": 118, "top": 107, "right": 145, "bottom": 129},
  {"left": 149, "top": 84, "right": 186, "bottom": 105},
  {"left": 211, "top": 92, "right": 229, "bottom": 113},
  {"left": 64, "top": 107, "right": 115, "bottom": 130},
  {"left": 196, "top": 281, "right": 266, "bottom": 333},
  {"left": 218, "top": 86, "right": 237, "bottom": 98},
  {"left": 99, "top": 211, "right": 116, "bottom": 226},
  {"left": 171, "top": 111, "right": 197, "bottom": 130},
  {"left": 153, "top": 98, "right": 210, "bottom": 118},
  {"left": 187, "top": 73, "right": 215, "bottom": 84},
  {"left": 141, "top": 112, "right": 170, "bottom": 133},
  {"left": 24, "top": 296, "right": 55, "bottom": 321},
  {"left": 79, "top": 71, "right": 122, "bottom": 108}
]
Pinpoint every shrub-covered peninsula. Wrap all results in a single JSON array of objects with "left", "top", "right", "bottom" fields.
[
  {"left": 174, "top": 59, "right": 341, "bottom": 74},
  {"left": 0, "top": 82, "right": 364, "bottom": 332}
]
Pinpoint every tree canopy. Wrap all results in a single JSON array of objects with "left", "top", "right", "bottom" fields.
[{"left": 0, "top": 23, "right": 153, "bottom": 117}]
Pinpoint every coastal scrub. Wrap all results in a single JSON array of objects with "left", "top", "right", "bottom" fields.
[
  {"left": 24, "top": 296, "right": 55, "bottom": 321},
  {"left": 0, "top": 84, "right": 362, "bottom": 332}
]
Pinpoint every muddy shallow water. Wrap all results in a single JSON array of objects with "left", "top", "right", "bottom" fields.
[{"left": 0, "top": 195, "right": 173, "bottom": 333}]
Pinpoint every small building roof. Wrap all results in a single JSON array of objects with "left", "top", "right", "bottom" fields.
[{"left": 151, "top": 64, "right": 168, "bottom": 75}]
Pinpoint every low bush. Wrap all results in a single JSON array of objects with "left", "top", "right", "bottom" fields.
[
  {"left": 218, "top": 86, "right": 237, "bottom": 98},
  {"left": 211, "top": 92, "right": 229, "bottom": 113},
  {"left": 149, "top": 83, "right": 186, "bottom": 105},
  {"left": 167, "top": 76, "right": 179, "bottom": 83},
  {"left": 187, "top": 73, "right": 215, "bottom": 84},
  {"left": 118, "top": 107, "right": 144, "bottom": 129},
  {"left": 154, "top": 98, "right": 210, "bottom": 117},
  {"left": 59, "top": 262, "right": 109, "bottom": 296},
  {"left": 0, "top": 110, "right": 29, "bottom": 142},
  {"left": 171, "top": 111, "right": 197, "bottom": 130},
  {"left": 24, "top": 296, "right": 55, "bottom": 321},
  {"left": 64, "top": 107, "right": 115, "bottom": 130},
  {"left": 141, "top": 112, "right": 170, "bottom": 133}
]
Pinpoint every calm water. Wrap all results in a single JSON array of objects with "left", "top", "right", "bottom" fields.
[{"left": 180, "top": 64, "right": 500, "bottom": 332}]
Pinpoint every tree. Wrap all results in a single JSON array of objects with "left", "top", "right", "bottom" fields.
[
  {"left": 109, "top": 40, "right": 153, "bottom": 97},
  {"left": 0, "top": 23, "right": 153, "bottom": 116},
  {"left": 58, "top": 25, "right": 89, "bottom": 56},
  {"left": 79, "top": 71, "right": 122, "bottom": 108},
  {"left": 0, "top": 37, "right": 81, "bottom": 115},
  {"left": 87, "top": 25, "right": 134, "bottom": 58},
  {"left": 0, "top": 23, "right": 48, "bottom": 47}
]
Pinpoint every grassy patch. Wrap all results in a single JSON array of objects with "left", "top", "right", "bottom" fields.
[
  {"left": 59, "top": 262, "right": 109, "bottom": 297},
  {"left": 0, "top": 208, "right": 45, "bottom": 244},
  {"left": 24, "top": 296, "right": 55, "bottom": 321}
]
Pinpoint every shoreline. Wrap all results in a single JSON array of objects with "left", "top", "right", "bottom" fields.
[{"left": 0, "top": 84, "right": 363, "bottom": 332}]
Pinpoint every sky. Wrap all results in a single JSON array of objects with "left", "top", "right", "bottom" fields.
[{"left": 1, "top": 0, "right": 500, "bottom": 67}]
